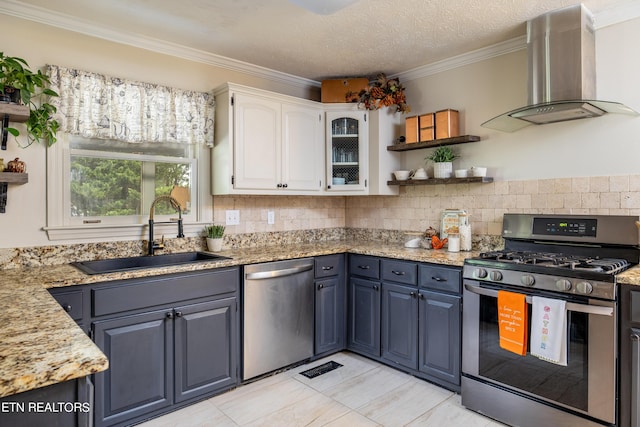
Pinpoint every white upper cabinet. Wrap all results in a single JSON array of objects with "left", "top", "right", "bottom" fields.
[
  {"left": 212, "top": 83, "right": 324, "bottom": 195},
  {"left": 212, "top": 83, "right": 402, "bottom": 196},
  {"left": 325, "top": 108, "right": 368, "bottom": 193},
  {"left": 282, "top": 103, "right": 324, "bottom": 191}
]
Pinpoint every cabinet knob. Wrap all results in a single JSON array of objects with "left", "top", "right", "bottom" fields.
[
  {"left": 318, "top": 284, "right": 324, "bottom": 289},
  {"left": 277, "top": 183, "right": 283, "bottom": 188},
  {"left": 63, "top": 304, "right": 72, "bottom": 312},
  {"left": 175, "top": 311, "right": 183, "bottom": 318},
  {"left": 410, "top": 291, "right": 417, "bottom": 298},
  {"left": 373, "top": 285, "right": 379, "bottom": 291},
  {"left": 419, "top": 293, "right": 425, "bottom": 299},
  {"left": 166, "top": 312, "right": 174, "bottom": 319},
  {"left": 283, "top": 183, "right": 288, "bottom": 188}
]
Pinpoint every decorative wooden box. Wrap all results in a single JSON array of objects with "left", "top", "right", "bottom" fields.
[
  {"left": 321, "top": 78, "right": 369, "bottom": 103},
  {"left": 435, "top": 109, "right": 460, "bottom": 139}
]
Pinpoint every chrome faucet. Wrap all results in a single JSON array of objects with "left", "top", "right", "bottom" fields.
[{"left": 148, "top": 195, "right": 185, "bottom": 255}]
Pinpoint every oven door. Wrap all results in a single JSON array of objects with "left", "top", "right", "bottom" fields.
[{"left": 462, "top": 280, "right": 617, "bottom": 425}]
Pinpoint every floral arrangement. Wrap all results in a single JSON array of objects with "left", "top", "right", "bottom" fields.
[{"left": 346, "top": 73, "right": 410, "bottom": 113}]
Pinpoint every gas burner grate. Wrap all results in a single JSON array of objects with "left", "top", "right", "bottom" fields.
[{"left": 478, "top": 251, "right": 630, "bottom": 274}]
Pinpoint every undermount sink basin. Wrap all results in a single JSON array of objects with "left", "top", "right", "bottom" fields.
[{"left": 71, "top": 251, "right": 231, "bottom": 275}]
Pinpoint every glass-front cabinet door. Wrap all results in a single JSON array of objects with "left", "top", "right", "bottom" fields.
[{"left": 326, "top": 110, "right": 368, "bottom": 192}]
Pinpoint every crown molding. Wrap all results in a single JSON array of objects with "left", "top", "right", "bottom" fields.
[
  {"left": 394, "top": 36, "right": 526, "bottom": 82},
  {"left": 2, "top": 0, "right": 638, "bottom": 88},
  {"left": 0, "top": 0, "right": 320, "bottom": 89}
]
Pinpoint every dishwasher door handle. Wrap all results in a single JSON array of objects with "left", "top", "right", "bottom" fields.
[{"left": 245, "top": 264, "right": 313, "bottom": 280}]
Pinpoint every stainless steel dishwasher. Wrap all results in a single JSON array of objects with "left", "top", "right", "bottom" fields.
[{"left": 243, "top": 257, "right": 314, "bottom": 380}]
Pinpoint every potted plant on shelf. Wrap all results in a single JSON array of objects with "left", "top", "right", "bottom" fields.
[
  {"left": 425, "top": 146, "right": 458, "bottom": 179},
  {"left": 0, "top": 52, "right": 59, "bottom": 147},
  {"left": 204, "top": 224, "right": 225, "bottom": 252}
]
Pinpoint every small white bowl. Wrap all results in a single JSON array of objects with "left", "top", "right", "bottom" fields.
[
  {"left": 471, "top": 167, "right": 487, "bottom": 177},
  {"left": 454, "top": 169, "right": 468, "bottom": 178},
  {"left": 393, "top": 170, "right": 411, "bottom": 180}
]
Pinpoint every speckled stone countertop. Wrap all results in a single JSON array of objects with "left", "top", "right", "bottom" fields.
[
  {"left": 0, "top": 240, "right": 478, "bottom": 399},
  {"left": 616, "top": 265, "right": 640, "bottom": 285}
]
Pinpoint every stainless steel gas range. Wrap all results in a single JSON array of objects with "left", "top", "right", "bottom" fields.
[{"left": 461, "top": 214, "right": 640, "bottom": 427}]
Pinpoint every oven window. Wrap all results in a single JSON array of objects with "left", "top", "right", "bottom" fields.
[{"left": 478, "top": 295, "right": 588, "bottom": 411}]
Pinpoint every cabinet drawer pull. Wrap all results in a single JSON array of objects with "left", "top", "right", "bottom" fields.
[
  {"left": 432, "top": 276, "right": 446, "bottom": 282},
  {"left": 358, "top": 265, "right": 370, "bottom": 270},
  {"left": 322, "top": 266, "right": 334, "bottom": 271},
  {"left": 392, "top": 270, "right": 406, "bottom": 276}
]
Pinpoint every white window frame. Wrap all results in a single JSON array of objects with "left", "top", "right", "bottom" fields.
[{"left": 44, "top": 134, "right": 213, "bottom": 241}]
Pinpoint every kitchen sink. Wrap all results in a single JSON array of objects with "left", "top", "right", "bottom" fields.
[{"left": 71, "top": 251, "right": 231, "bottom": 275}]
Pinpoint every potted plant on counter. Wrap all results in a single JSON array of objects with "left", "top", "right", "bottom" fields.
[
  {"left": 204, "top": 224, "right": 225, "bottom": 252},
  {"left": 425, "top": 146, "right": 458, "bottom": 179}
]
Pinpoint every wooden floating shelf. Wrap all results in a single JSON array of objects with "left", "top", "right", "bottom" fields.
[
  {"left": 0, "top": 104, "right": 29, "bottom": 123},
  {"left": 387, "top": 176, "right": 493, "bottom": 186},
  {"left": 0, "top": 172, "right": 28, "bottom": 184},
  {"left": 387, "top": 135, "right": 481, "bottom": 152}
]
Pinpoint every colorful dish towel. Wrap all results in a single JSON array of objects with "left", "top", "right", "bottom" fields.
[
  {"left": 497, "top": 290, "right": 528, "bottom": 356},
  {"left": 530, "top": 296, "right": 567, "bottom": 366}
]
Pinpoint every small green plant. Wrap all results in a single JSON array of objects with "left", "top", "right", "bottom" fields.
[
  {"left": 204, "top": 224, "right": 225, "bottom": 239},
  {"left": 425, "top": 146, "right": 458, "bottom": 163},
  {"left": 0, "top": 52, "right": 59, "bottom": 147}
]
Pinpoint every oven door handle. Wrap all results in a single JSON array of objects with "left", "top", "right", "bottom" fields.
[{"left": 463, "top": 284, "right": 613, "bottom": 317}]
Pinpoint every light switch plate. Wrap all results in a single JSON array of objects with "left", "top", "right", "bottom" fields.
[
  {"left": 267, "top": 210, "right": 275, "bottom": 225},
  {"left": 225, "top": 210, "right": 240, "bottom": 225}
]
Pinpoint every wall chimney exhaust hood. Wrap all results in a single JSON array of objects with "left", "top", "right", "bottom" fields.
[{"left": 482, "top": 4, "right": 638, "bottom": 132}]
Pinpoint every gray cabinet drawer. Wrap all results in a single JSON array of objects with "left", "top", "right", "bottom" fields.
[
  {"left": 315, "top": 254, "right": 343, "bottom": 279},
  {"left": 349, "top": 255, "right": 380, "bottom": 279},
  {"left": 51, "top": 290, "right": 84, "bottom": 321},
  {"left": 382, "top": 259, "right": 417, "bottom": 285},
  {"left": 631, "top": 290, "right": 640, "bottom": 323},
  {"left": 92, "top": 268, "right": 238, "bottom": 317},
  {"left": 419, "top": 264, "right": 461, "bottom": 294}
]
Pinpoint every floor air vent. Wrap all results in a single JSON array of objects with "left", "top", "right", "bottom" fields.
[{"left": 299, "top": 361, "right": 343, "bottom": 379}]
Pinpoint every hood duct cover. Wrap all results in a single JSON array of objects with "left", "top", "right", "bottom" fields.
[{"left": 482, "top": 4, "right": 638, "bottom": 132}]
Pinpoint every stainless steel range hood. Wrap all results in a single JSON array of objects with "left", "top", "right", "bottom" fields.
[{"left": 482, "top": 4, "right": 638, "bottom": 132}]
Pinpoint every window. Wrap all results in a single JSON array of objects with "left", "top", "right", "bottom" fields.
[
  {"left": 44, "top": 65, "right": 214, "bottom": 241},
  {"left": 45, "top": 135, "right": 211, "bottom": 240}
]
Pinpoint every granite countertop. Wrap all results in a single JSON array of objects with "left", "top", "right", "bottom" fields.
[{"left": 1, "top": 239, "right": 475, "bottom": 399}]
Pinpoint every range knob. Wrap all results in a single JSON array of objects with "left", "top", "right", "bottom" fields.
[
  {"left": 489, "top": 271, "right": 503, "bottom": 281},
  {"left": 576, "top": 281, "right": 593, "bottom": 295},
  {"left": 474, "top": 268, "right": 488, "bottom": 279},
  {"left": 520, "top": 275, "right": 535, "bottom": 286},
  {"left": 555, "top": 279, "right": 572, "bottom": 291}
]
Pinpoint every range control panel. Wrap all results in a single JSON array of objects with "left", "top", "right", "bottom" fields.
[{"left": 532, "top": 217, "right": 597, "bottom": 237}]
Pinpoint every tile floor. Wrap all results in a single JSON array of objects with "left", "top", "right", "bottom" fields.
[{"left": 138, "top": 352, "right": 505, "bottom": 427}]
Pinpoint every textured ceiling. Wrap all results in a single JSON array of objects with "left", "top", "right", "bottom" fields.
[{"left": 4, "top": 0, "right": 638, "bottom": 82}]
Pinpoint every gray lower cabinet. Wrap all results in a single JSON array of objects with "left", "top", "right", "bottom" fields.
[
  {"left": 382, "top": 282, "right": 418, "bottom": 369},
  {"left": 418, "top": 290, "right": 460, "bottom": 385},
  {"left": 50, "top": 267, "right": 239, "bottom": 427},
  {"left": 0, "top": 377, "right": 93, "bottom": 427},
  {"left": 349, "top": 255, "right": 462, "bottom": 391},
  {"left": 314, "top": 255, "right": 346, "bottom": 356},
  {"left": 93, "top": 309, "right": 173, "bottom": 427}
]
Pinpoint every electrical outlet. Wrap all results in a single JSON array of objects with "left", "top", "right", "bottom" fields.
[
  {"left": 267, "top": 210, "right": 275, "bottom": 225},
  {"left": 225, "top": 210, "right": 240, "bottom": 225}
]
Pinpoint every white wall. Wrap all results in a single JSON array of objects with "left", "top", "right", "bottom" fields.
[
  {"left": 0, "top": 15, "right": 318, "bottom": 249},
  {"left": 401, "top": 17, "right": 640, "bottom": 181}
]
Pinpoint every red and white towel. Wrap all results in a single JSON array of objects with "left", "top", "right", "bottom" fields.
[{"left": 530, "top": 296, "right": 567, "bottom": 366}]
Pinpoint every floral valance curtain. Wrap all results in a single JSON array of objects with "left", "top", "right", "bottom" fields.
[{"left": 46, "top": 65, "right": 215, "bottom": 145}]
